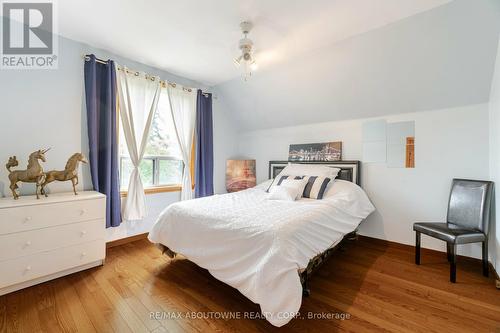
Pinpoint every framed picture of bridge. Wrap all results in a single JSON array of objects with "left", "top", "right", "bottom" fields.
[{"left": 288, "top": 142, "right": 342, "bottom": 162}]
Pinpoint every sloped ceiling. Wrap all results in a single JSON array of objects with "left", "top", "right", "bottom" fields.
[
  {"left": 57, "top": 0, "right": 451, "bottom": 86},
  {"left": 215, "top": 0, "right": 500, "bottom": 130}
]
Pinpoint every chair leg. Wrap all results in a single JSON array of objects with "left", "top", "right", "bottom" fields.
[
  {"left": 446, "top": 243, "right": 451, "bottom": 262},
  {"left": 482, "top": 240, "right": 489, "bottom": 277},
  {"left": 450, "top": 244, "right": 456, "bottom": 283},
  {"left": 415, "top": 231, "right": 421, "bottom": 265}
]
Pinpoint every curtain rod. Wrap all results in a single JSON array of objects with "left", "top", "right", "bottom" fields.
[{"left": 83, "top": 55, "right": 213, "bottom": 98}]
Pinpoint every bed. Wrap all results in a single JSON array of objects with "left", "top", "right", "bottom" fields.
[{"left": 148, "top": 160, "right": 374, "bottom": 327}]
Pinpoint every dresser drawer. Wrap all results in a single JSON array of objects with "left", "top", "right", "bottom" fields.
[
  {"left": 0, "top": 219, "right": 104, "bottom": 262},
  {"left": 0, "top": 198, "right": 105, "bottom": 235},
  {"left": 0, "top": 239, "right": 105, "bottom": 289}
]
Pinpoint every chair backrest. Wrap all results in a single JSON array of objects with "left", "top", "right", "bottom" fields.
[{"left": 447, "top": 179, "right": 493, "bottom": 233}]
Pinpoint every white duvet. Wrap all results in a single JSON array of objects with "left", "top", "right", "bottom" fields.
[{"left": 148, "top": 180, "right": 375, "bottom": 327}]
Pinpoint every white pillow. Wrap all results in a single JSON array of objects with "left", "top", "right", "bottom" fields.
[
  {"left": 267, "top": 175, "right": 305, "bottom": 194},
  {"left": 302, "top": 176, "right": 332, "bottom": 199},
  {"left": 268, "top": 164, "right": 340, "bottom": 193},
  {"left": 321, "top": 179, "right": 376, "bottom": 218},
  {"left": 279, "top": 163, "right": 340, "bottom": 179},
  {"left": 279, "top": 178, "right": 309, "bottom": 200},
  {"left": 322, "top": 179, "right": 358, "bottom": 199},
  {"left": 255, "top": 179, "right": 273, "bottom": 191},
  {"left": 268, "top": 186, "right": 297, "bottom": 201}
]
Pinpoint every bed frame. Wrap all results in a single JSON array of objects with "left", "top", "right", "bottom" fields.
[{"left": 269, "top": 160, "right": 361, "bottom": 296}]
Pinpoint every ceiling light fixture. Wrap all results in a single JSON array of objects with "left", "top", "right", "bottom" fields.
[{"left": 234, "top": 21, "right": 257, "bottom": 81}]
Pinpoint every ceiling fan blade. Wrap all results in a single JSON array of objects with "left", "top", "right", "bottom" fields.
[{"left": 233, "top": 55, "right": 242, "bottom": 66}]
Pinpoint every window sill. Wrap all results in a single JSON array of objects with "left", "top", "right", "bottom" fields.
[{"left": 120, "top": 185, "right": 182, "bottom": 197}]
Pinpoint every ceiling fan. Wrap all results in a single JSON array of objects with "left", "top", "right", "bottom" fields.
[{"left": 234, "top": 21, "right": 257, "bottom": 81}]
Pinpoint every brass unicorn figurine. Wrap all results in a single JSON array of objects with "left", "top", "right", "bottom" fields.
[
  {"left": 41, "top": 153, "right": 88, "bottom": 196},
  {"left": 6, "top": 149, "right": 50, "bottom": 200}
]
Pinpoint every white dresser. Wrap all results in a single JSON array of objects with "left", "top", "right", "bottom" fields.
[{"left": 0, "top": 191, "right": 106, "bottom": 295}]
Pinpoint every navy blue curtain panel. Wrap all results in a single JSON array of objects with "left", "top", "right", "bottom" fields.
[
  {"left": 195, "top": 90, "right": 214, "bottom": 198},
  {"left": 84, "top": 54, "right": 121, "bottom": 228}
]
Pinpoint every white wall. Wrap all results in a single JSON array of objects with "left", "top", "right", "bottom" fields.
[
  {"left": 105, "top": 192, "right": 180, "bottom": 241},
  {"left": 238, "top": 104, "right": 490, "bottom": 259},
  {"left": 212, "top": 91, "right": 240, "bottom": 194},
  {"left": 0, "top": 34, "right": 238, "bottom": 241},
  {"left": 489, "top": 36, "right": 500, "bottom": 271},
  {"left": 216, "top": 0, "right": 500, "bottom": 131}
]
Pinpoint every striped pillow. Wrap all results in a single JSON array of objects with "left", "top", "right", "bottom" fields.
[
  {"left": 302, "top": 176, "right": 331, "bottom": 199},
  {"left": 266, "top": 175, "right": 305, "bottom": 192}
]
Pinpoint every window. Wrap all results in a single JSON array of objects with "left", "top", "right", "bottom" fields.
[{"left": 119, "top": 89, "right": 183, "bottom": 191}]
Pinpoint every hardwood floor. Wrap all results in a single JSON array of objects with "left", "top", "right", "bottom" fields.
[{"left": 1, "top": 236, "right": 499, "bottom": 333}]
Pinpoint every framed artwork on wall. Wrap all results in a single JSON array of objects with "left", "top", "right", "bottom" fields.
[{"left": 288, "top": 142, "right": 342, "bottom": 162}]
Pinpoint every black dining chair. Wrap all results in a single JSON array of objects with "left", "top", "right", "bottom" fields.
[{"left": 413, "top": 179, "right": 493, "bottom": 283}]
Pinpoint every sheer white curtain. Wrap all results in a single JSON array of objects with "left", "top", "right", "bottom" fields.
[
  {"left": 167, "top": 85, "right": 196, "bottom": 200},
  {"left": 116, "top": 65, "right": 161, "bottom": 220}
]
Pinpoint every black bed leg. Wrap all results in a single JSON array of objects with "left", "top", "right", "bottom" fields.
[
  {"left": 302, "top": 277, "right": 311, "bottom": 297},
  {"left": 482, "top": 240, "right": 489, "bottom": 277},
  {"left": 450, "top": 244, "right": 457, "bottom": 283},
  {"left": 415, "top": 231, "right": 421, "bottom": 265}
]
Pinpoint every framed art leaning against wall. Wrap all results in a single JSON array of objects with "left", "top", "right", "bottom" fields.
[{"left": 226, "top": 160, "right": 256, "bottom": 192}]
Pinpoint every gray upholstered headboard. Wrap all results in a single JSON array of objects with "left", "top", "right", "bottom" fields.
[{"left": 268, "top": 160, "right": 361, "bottom": 185}]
